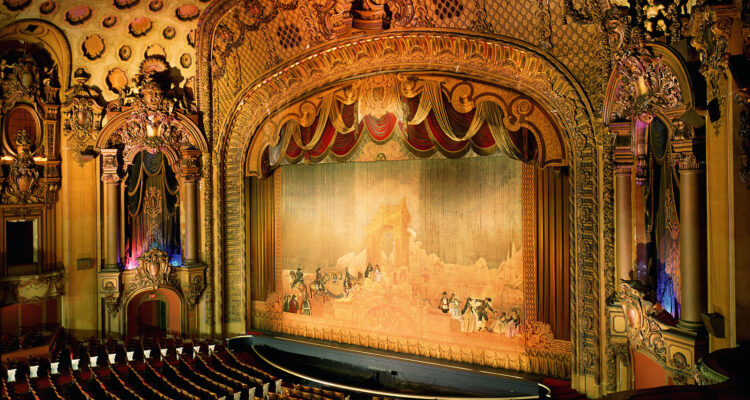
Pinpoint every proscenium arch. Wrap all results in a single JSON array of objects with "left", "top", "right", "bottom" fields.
[
  {"left": 213, "top": 29, "right": 602, "bottom": 379},
  {"left": 0, "top": 19, "right": 72, "bottom": 93}
]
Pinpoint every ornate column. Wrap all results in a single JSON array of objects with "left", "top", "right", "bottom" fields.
[
  {"left": 180, "top": 146, "right": 201, "bottom": 265},
  {"left": 672, "top": 137, "right": 706, "bottom": 330},
  {"left": 612, "top": 122, "right": 635, "bottom": 284},
  {"left": 101, "top": 149, "right": 121, "bottom": 271},
  {"left": 615, "top": 166, "right": 633, "bottom": 282}
]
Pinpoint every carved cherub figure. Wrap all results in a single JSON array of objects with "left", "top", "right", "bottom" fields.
[{"left": 0, "top": 58, "right": 16, "bottom": 80}]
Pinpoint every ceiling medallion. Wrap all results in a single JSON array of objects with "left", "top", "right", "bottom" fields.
[
  {"left": 119, "top": 45, "right": 132, "bottom": 61},
  {"left": 148, "top": 0, "right": 163, "bottom": 12},
  {"left": 39, "top": 0, "right": 56, "bottom": 15},
  {"left": 180, "top": 53, "right": 192, "bottom": 68},
  {"left": 82, "top": 34, "right": 105, "bottom": 60},
  {"left": 129, "top": 17, "right": 153, "bottom": 37},
  {"left": 3, "top": 0, "right": 31, "bottom": 12},
  {"left": 65, "top": 5, "right": 92, "bottom": 25},
  {"left": 175, "top": 4, "right": 200, "bottom": 21},
  {"left": 163, "top": 26, "right": 176, "bottom": 39},
  {"left": 114, "top": 0, "right": 139, "bottom": 10},
  {"left": 102, "top": 15, "right": 118, "bottom": 28},
  {"left": 106, "top": 68, "right": 128, "bottom": 93}
]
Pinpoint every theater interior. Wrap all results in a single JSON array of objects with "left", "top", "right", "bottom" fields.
[{"left": 0, "top": 0, "right": 749, "bottom": 399}]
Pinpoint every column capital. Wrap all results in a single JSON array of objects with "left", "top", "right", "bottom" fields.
[
  {"left": 101, "top": 174, "right": 121, "bottom": 184},
  {"left": 614, "top": 164, "right": 633, "bottom": 175},
  {"left": 100, "top": 148, "right": 122, "bottom": 182},
  {"left": 671, "top": 137, "right": 706, "bottom": 171},
  {"left": 180, "top": 147, "right": 202, "bottom": 182}
]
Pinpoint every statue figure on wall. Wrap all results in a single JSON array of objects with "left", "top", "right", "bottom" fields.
[
  {"left": 0, "top": 53, "right": 59, "bottom": 106},
  {"left": 328, "top": 0, "right": 354, "bottom": 35},
  {"left": 109, "top": 56, "right": 189, "bottom": 161},
  {"left": 352, "top": 0, "right": 388, "bottom": 29}
]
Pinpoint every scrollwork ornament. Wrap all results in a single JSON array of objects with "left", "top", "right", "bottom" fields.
[
  {"left": 185, "top": 274, "right": 205, "bottom": 308},
  {"left": 62, "top": 71, "right": 103, "bottom": 162},
  {"left": 2, "top": 129, "right": 44, "bottom": 205},
  {"left": 689, "top": 4, "right": 732, "bottom": 134},
  {"left": 103, "top": 295, "right": 120, "bottom": 315},
  {"left": 619, "top": 282, "right": 667, "bottom": 362},
  {"left": 536, "top": 0, "right": 552, "bottom": 50},
  {"left": 612, "top": 46, "right": 683, "bottom": 122},
  {"left": 134, "top": 247, "right": 172, "bottom": 291},
  {"left": 605, "top": 342, "right": 630, "bottom": 392}
]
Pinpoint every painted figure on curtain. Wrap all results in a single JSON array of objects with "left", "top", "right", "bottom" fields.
[
  {"left": 124, "top": 151, "right": 181, "bottom": 269},
  {"left": 270, "top": 155, "right": 524, "bottom": 353}
]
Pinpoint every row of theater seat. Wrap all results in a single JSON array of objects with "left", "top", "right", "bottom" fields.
[{"left": 1, "top": 337, "right": 355, "bottom": 400}]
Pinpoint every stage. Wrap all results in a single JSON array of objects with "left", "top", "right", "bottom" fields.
[{"left": 228, "top": 333, "right": 550, "bottom": 399}]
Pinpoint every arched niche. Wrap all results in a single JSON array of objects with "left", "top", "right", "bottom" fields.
[
  {"left": 95, "top": 110, "right": 207, "bottom": 169},
  {"left": 0, "top": 19, "right": 69, "bottom": 280},
  {"left": 204, "top": 29, "right": 601, "bottom": 383},
  {"left": 0, "top": 19, "right": 72, "bottom": 93}
]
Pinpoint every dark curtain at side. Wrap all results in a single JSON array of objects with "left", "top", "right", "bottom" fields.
[
  {"left": 647, "top": 118, "right": 681, "bottom": 318},
  {"left": 124, "top": 151, "right": 180, "bottom": 269},
  {"left": 248, "top": 175, "right": 276, "bottom": 303},
  {"left": 536, "top": 166, "right": 571, "bottom": 340}
]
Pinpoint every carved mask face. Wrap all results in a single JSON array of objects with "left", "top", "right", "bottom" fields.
[{"left": 142, "top": 83, "right": 163, "bottom": 110}]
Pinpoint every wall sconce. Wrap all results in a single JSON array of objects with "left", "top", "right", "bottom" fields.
[{"left": 79, "top": 146, "right": 99, "bottom": 163}]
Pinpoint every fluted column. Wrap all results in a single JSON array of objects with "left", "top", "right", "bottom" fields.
[
  {"left": 101, "top": 149, "right": 121, "bottom": 271},
  {"left": 615, "top": 166, "right": 633, "bottom": 282},
  {"left": 180, "top": 147, "right": 201, "bottom": 265},
  {"left": 673, "top": 138, "right": 706, "bottom": 330}
]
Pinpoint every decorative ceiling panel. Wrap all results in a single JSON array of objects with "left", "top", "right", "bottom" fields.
[{"left": 0, "top": 0, "right": 210, "bottom": 102}]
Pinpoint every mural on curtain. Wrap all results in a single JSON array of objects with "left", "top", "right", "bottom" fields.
[
  {"left": 124, "top": 151, "right": 181, "bottom": 270},
  {"left": 268, "top": 155, "right": 525, "bottom": 351}
]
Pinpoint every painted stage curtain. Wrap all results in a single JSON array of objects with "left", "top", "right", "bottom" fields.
[
  {"left": 535, "top": 166, "right": 570, "bottom": 340},
  {"left": 281, "top": 89, "right": 536, "bottom": 164},
  {"left": 124, "top": 151, "right": 180, "bottom": 269}
]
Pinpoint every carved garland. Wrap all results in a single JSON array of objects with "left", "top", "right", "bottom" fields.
[{"left": 211, "top": 31, "right": 600, "bottom": 380}]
